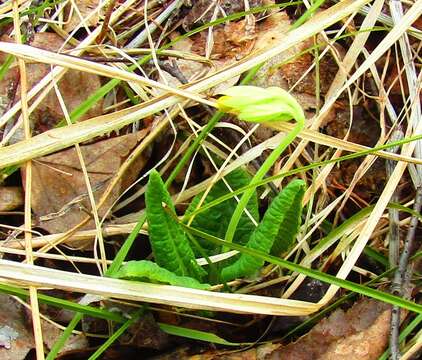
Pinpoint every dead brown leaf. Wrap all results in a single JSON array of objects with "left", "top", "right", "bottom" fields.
[
  {"left": 0, "top": 33, "right": 103, "bottom": 141},
  {"left": 0, "top": 294, "right": 33, "bottom": 360},
  {"left": 166, "top": 34, "right": 240, "bottom": 95},
  {"left": 181, "top": 0, "right": 264, "bottom": 31},
  {"left": 0, "top": 187, "right": 23, "bottom": 211},
  {"left": 166, "top": 11, "right": 261, "bottom": 94},
  {"left": 190, "top": 19, "right": 257, "bottom": 60},
  {"left": 253, "top": 12, "right": 341, "bottom": 99},
  {"left": 64, "top": 0, "right": 103, "bottom": 33},
  {"left": 29, "top": 131, "right": 148, "bottom": 235},
  {"left": 0, "top": 294, "right": 87, "bottom": 360},
  {"left": 265, "top": 299, "right": 391, "bottom": 360},
  {"left": 42, "top": 320, "right": 88, "bottom": 355},
  {"left": 182, "top": 299, "right": 392, "bottom": 360}
]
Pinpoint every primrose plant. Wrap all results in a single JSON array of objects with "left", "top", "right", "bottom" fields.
[
  {"left": 114, "top": 86, "right": 306, "bottom": 288},
  {"left": 216, "top": 86, "right": 306, "bottom": 246}
]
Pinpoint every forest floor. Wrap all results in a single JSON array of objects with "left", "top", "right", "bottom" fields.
[{"left": 0, "top": 0, "right": 421, "bottom": 359}]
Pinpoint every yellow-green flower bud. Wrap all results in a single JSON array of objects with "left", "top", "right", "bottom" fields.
[{"left": 217, "top": 85, "right": 305, "bottom": 123}]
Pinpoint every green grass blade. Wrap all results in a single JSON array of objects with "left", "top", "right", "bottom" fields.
[
  {"left": 87, "top": 309, "right": 144, "bottom": 360},
  {"left": 158, "top": 323, "right": 252, "bottom": 346},
  {"left": 364, "top": 246, "right": 389, "bottom": 268},
  {"left": 185, "top": 134, "right": 422, "bottom": 221},
  {"left": 181, "top": 224, "right": 422, "bottom": 314},
  {"left": 290, "top": 0, "right": 326, "bottom": 30},
  {"left": 0, "top": 283, "right": 125, "bottom": 323},
  {"left": 0, "top": 54, "right": 13, "bottom": 80},
  {"left": 46, "top": 313, "right": 83, "bottom": 360}
]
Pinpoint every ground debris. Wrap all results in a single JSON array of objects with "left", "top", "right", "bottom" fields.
[
  {"left": 64, "top": 0, "right": 103, "bottom": 33},
  {"left": 181, "top": 0, "right": 264, "bottom": 31},
  {"left": 325, "top": 104, "right": 388, "bottom": 202},
  {"left": 178, "top": 299, "right": 391, "bottom": 360},
  {"left": 28, "top": 130, "right": 148, "bottom": 238},
  {"left": 0, "top": 294, "right": 87, "bottom": 360},
  {"left": 0, "top": 33, "right": 103, "bottom": 143},
  {"left": 118, "top": 312, "right": 170, "bottom": 350},
  {"left": 253, "top": 11, "right": 340, "bottom": 100},
  {"left": 0, "top": 186, "right": 23, "bottom": 211}
]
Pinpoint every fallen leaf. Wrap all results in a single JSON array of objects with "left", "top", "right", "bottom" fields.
[
  {"left": 265, "top": 299, "right": 391, "bottom": 360},
  {"left": 0, "top": 33, "right": 103, "bottom": 142},
  {"left": 0, "top": 294, "right": 87, "bottom": 360},
  {"left": 64, "top": 0, "right": 103, "bottom": 33},
  {"left": 181, "top": 0, "right": 264, "bottom": 31},
  {"left": 253, "top": 12, "right": 342, "bottom": 99},
  {"left": 182, "top": 299, "right": 392, "bottom": 360},
  {"left": 190, "top": 19, "right": 257, "bottom": 60},
  {"left": 167, "top": 17, "right": 258, "bottom": 95},
  {"left": 171, "top": 11, "right": 325, "bottom": 113},
  {"left": 29, "top": 130, "right": 148, "bottom": 236},
  {"left": 118, "top": 312, "right": 170, "bottom": 350},
  {"left": 167, "top": 3, "right": 300, "bottom": 97},
  {"left": 0, "top": 187, "right": 23, "bottom": 211},
  {"left": 42, "top": 320, "right": 89, "bottom": 354},
  {"left": 0, "top": 294, "right": 35, "bottom": 360},
  {"left": 266, "top": 299, "right": 391, "bottom": 360}
]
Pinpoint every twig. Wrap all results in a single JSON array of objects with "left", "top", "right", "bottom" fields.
[
  {"left": 388, "top": 128, "right": 404, "bottom": 268},
  {"left": 390, "top": 186, "right": 422, "bottom": 360},
  {"left": 387, "top": 129, "right": 401, "bottom": 359},
  {"left": 96, "top": 0, "right": 117, "bottom": 45},
  {"left": 160, "top": 59, "right": 189, "bottom": 84},
  {"left": 389, "top": 0, "right": 422, "bottom": 358},
  {"left": 125, "top": 0, "right": 184, "bottom": 48}
]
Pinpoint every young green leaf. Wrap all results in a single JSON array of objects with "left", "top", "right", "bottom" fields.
[
  {"left": 221, "top": 179, "right": 306, "bottom": 282},
  {"left": 113, "top": 260, "right": 210, "bottom": 290},
  {"left": 185, "top": 168, "right": 259, "bottom": 254},
  {"left": 146, "top": 170, "right": 206, "bottom": 280},
  {"left": 272, "top": 181, "right": 305, "bottom": 255},
  {"left": 158, "top": 323, "right": 252, "bottom": 346}
]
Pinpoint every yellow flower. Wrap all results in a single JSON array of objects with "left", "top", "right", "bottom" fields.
[{"left": 217, "top": 85, "right": 304, "bottom": 123}]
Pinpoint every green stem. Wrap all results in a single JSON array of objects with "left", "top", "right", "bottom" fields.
[
  {"left": 224, "top": 117, "right": 305, "bottom": 247},
  {"left": 87, "top": 309, "right": 144, "bottom": 360},
  {"left": 46, "top": 313, "right": 83, "bottom": 360}
]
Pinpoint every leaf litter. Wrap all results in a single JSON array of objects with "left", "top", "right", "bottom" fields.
[
  {"left": 29, "top": 130, "right": 148, "bottom": 236},
  {"left": 0, "top": 33, "right": 103, "bottom": 143},
  {"left": 178, "top": 299, "right": 392, "bottom": 360},
  {"left": 0, "top": 294, "right": 87, "bottom": 360},
  {"left": 0, "top": 0, "right": 420, "bottom": 359},
  {"left": 0, "top": 186, "right": 23, "bottom": 211},
  {"left": 64, "top": 0, "right": 103, "bottom": 33}
]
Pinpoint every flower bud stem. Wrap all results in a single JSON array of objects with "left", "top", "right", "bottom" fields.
[{"left": 223, "top": 117, "right": 305, "bottom": 250}]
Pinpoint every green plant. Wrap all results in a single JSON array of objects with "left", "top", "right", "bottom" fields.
[
  {"left": 184, "top": 167, "right": 260, "bottom": 254},
  {"left": 216, "top": 86, "right": 306, "bottom": 247},
  {"left": 116, "top": 169, "right": 305, "bottom": 285},
  {"left": 221, "top": 179, "right": 305, "bottom": 282},
  {"left": 113, "top": 260, "right": 210, "bottom": 289},
  {"left": 145, "top": 170, "right": 207, "bottom": 280},
  {"left": 115, "top": 85, "right": 306, "bottom": 285}
]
